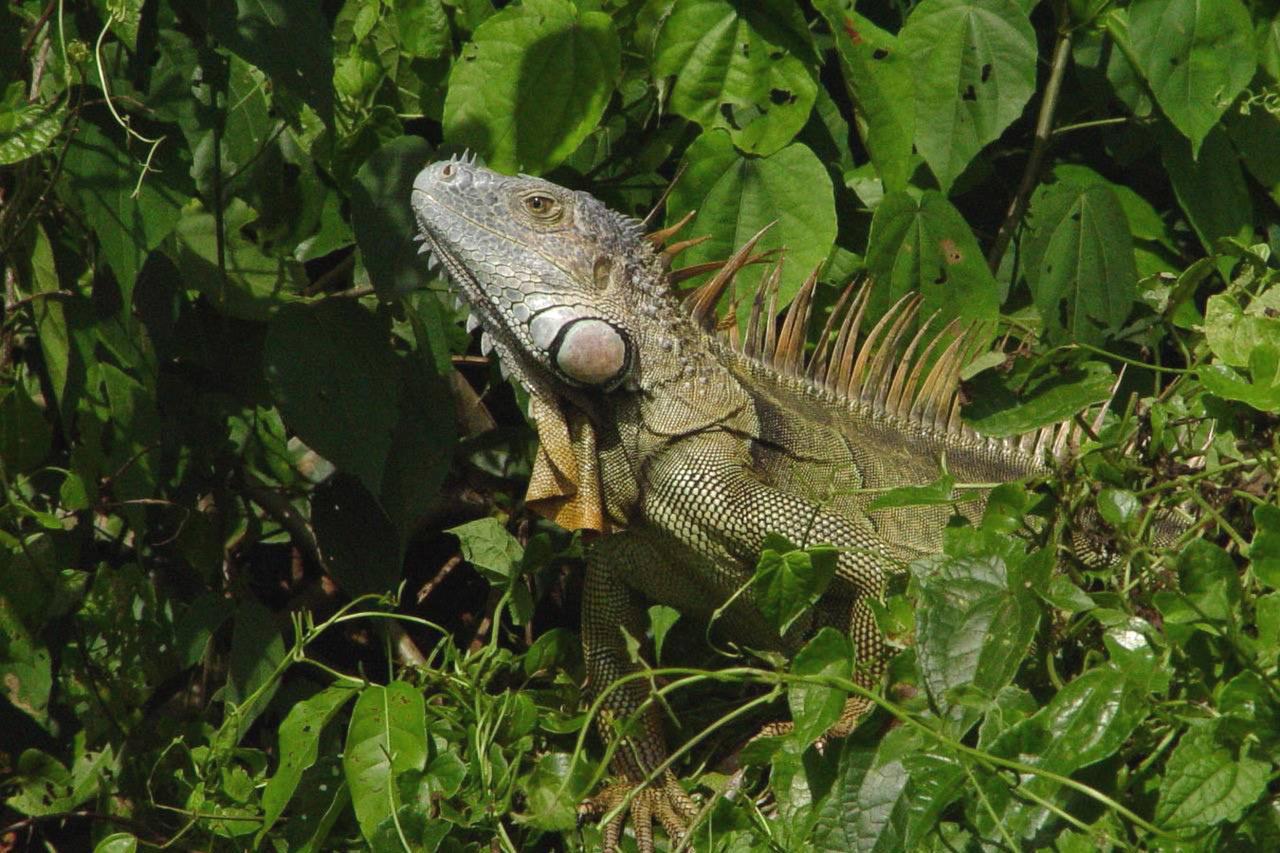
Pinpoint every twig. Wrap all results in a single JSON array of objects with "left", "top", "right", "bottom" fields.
[
  {"left": 987, "top": 15, "right": 1074, "bottom": 273},
  {"left": 303, "top": 252, "right": 355, "bottom": 295}
]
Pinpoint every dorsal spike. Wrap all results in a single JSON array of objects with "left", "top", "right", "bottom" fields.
[
  {"left": 682, "top": 223, "right": 774, "bottom": 329},
  {"left": 761, "top": 264, "right": 782, "bottom": 366},
  {"left": 828, "top": 282, "right": 873, "bottom": 390},
  {"left": 866, "top": 296, "right": 922, "bottom": 406},
  {"left": 640, "top": 163, "right": 688, "bottom": 231},
  {"left": 909, "top": 323, "right": 969, "bottom": 426},
  {"left": 884, "top": 312, "right": 937, "bottom": 415},
  {"left": 808, "top": 279, "right": 857, "bottom": 381},
  {"left": 847, "top": 294, "right": 913, "bottom": 399},
  {"left": 773, "top": 267, "right": 820, "bottom": 376},
  {"left": 647, "top": 209, "right": 696, "bottom": 248},
  {"left": 664, "top": 233, "right": 713, "bottom": 260}
]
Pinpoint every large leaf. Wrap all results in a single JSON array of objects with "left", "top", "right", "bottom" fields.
[
  {"left": 967, "top": 360, "right": 1114, "bottom": 437},
  {"left": 350, "top": 135, "right": 435, "bottom": 301},
  {"left": 343, "top": 682, "right": 428, "bottom": 844},
  {"left": 814, "top": 4, "right": 915, "bottom": 192},
  {"left": 264, "top": 300, "right": 399, "bottom": 496},
  {"left": 1128, "top": 0, "right": 1256, "bottom": 155},
  {"left": 443, "top": 0, "right": 620, "bottom": 173},
  {"left": 912, "top": 551, "right": 1039, "bottom": 735},
  {"left": 653, "top": 0, "right": 817, "bottom": 155},
  {"left": 984, "top": 663, "right": 1155, "bottom": 839},
  {"left": 1023, "top": 177, "right": 1137, "bottom": 345},
  {"left": 1155, "top": 719, "right": 1270, "bottom": 831},
  {"left": 259, "top": 683, "right": 359, "bottom": 842},
  {"left": 788, "top": 628, "right": 854, "bottom": 746},
  {"left": 208, "top": 0, "right": 335, "bottom": 127},
  {"left": 312, "top": 472, "right": 403, "bottom": 596},
  {"left": 1160, "top": 121, "right": 1253, "bottom": 266},
  {"left": 666, "top": 131, "right": 836, "bottom": 322},
  {"left": 898, "top": 0, "right": 1037, "bottom": 191},
  {"left": 812, "top": 727, "right": 965, "bottom": 852},
  {"left": 62, "top": 120, "right": 187, "bottom": 304},
  {"left": 864, "top": 190, "right": 1000, "bottom": 326}
]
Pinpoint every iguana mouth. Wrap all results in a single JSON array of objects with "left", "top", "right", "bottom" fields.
[{"left": 412, "top": 192, "right": 512, "bottom": 365}]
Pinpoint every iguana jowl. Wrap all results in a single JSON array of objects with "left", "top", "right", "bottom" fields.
[{"left": 410, "top": 155, "right": 1089, "bottom": 850}]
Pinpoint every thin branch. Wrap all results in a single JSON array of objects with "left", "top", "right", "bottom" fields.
[{"left": 987, "top": 18, "right": 1074, "bottom": 273}]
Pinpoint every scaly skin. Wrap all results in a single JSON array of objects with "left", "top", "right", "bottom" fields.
[{"left": 410, "top": 157, "right": 1054, "bottom": 851}]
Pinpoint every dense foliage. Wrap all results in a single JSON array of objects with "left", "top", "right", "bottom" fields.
[{"left": 2, "top": 0, "right": 1279, "bottom": 850}]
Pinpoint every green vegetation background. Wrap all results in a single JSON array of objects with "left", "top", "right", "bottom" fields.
[{"left": 1, "top": 0, "right": 1278, "bottom": 850}]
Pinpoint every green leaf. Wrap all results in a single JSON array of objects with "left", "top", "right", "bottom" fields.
[
  {"left": 312, "top": 472, "right": 403, "bottom": 596},
  {"left": 1251, "top": 503, "right": 1280, "bottom": 589},
  {"left": 448, "top": 517, "right": 525, "bottom": 584},
  {"left": 866, "top": 190, "right": 1000, "bottom": 328},
  {"left": 351, "top": 135, "right": 436, "bottom": 301},
  {"left": 343, "top": 681, "right": 428, "bottom": 844},
  {"left": 443, "top": 0, "right": 620, "bottom": 173},
  {"left": 264, "top": 300, "right": 399, "bottom": 496},
  {"left": 985, "top": 664, "right": 1153, "bottom": 837},
  {"left": 0, "top": 381, "right": 52, "bottom": 474},
  {"left": 63, "top": 120, "right": 187, "bottom": 303},
  {"left": 23, "top": 224, "right": 73, "bottom": 426},
  {"left": 1156, "top": 719, "right": 1269, "bottom": 830},
  {"left": 788, "top": 627, "right": 853, "bottom": 745},
  {"left": 259, "top": 683, "right": 359, "bottom": 843},
  {"left": 653, "top": 0, "right": 817, "bottom": 155},
  {"left": 523, "top": 751, "right": 594, "bottom": 830},
  {"left": 1097, "top": 488, "right": 1140, "bottom": 529},
  {"left": 0, "top": 102, "right": 64, "bottom": 165},
  {"left": 209, "top": 0, "right": 335, "bottom": 127},
  {"left": 1176, "top": 539, "right": 1241, "bottom": 622},
  {"left": 751, "top": 535, "right": 839, "bottom": 637},
  {"left": 1160, "top": 124, "right": 1253, "bottom": 262},
  {"left": 812, "top": 727, "right": 965, "bottom": 852},
  {"left": 1024, "top": 178, "right": 1137, "bottom": 345},
  {"left": 898, "top": 0, "right": 1037, "bottom": 191},
  {"left": 967, "top": 360, "right": 1114, "bottom": 437},
  {"left": 225, "top": 599, "right": 287, "bottom": 737},
  {"left": 93, "top": 833, "right": 138, "bottom": 853},
  {"left": 666, "top": 132, "right": 836, "bottom": 323},
  {"left": 868, "top": 473, "right": 956, "bottom": 513},
  {"left": 0, "top": 611, "right": 51, "bottom": 725},
  {"left": 1128, "top": 0, "right": 1256, "bottom": 155},
  {"left": 1227, "top": 106, "right": 1280, "bottom": 207},
  {"left": 912, "top": 551, "right": 1039, "bottom": 735},
  {"left": 814, "top": 4, "right": 915, "bottom": 192},
  {"left": 1205, "top": 292, "right": 1280, "bottom": 368},
  {"left": 173, "top": 199, "right": 307, "bottom": 321},
  {"left": 648, "top": 605, "right": 680, "bottom": 664},
  {"left": 1200, "top": 344, "right": 1280, "bottom": 413}
]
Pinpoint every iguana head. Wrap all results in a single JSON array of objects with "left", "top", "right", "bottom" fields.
[{"left": 411, "top": 155, "right": 674, "bottom": 398}]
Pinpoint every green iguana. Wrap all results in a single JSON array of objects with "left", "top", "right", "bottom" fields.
[{"left": 410, "top": 155, "right": 1143, "bottom": 851}]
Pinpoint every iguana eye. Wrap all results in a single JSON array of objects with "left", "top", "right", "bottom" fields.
[{"left": 522, "top": 193, "right": 561, "bottom": 220}]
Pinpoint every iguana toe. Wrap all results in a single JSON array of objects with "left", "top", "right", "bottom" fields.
[{"left": 580, "top": 772, "right": 697, "bottom": 853}]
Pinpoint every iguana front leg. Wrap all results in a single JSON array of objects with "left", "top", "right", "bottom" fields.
[{"left": 578, "top": 532, "right": 698, "bottom": 850}]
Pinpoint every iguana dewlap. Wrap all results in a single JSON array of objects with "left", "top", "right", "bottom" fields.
[{"left": 410, "top": 155, "right": 1088, "bottom": 852}]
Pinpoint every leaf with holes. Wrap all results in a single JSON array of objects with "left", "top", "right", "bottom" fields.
[
  {"left": 1024, "top": 178, "right": 1137, "bottom": 345},
  {"left": 865, "top": 190, "right": 1000, "bottom": 328},
  {"left": 1128, "top": 0, "right": 1256, "bottom": 156},
  {"left": 898, "top": 0, "right": 1036, "bottom": 191},
  {"left": 343, "top": 682, "right": 427, "bottom": 844}
]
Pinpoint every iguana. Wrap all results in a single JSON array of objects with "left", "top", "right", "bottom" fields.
[{"left": 410, "top": 155, "right": 1137, "bottom": 851}]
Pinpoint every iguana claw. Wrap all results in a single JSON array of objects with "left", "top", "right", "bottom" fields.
[{"left": 579, "top": 771, "right": 698, "bottom": 853}]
